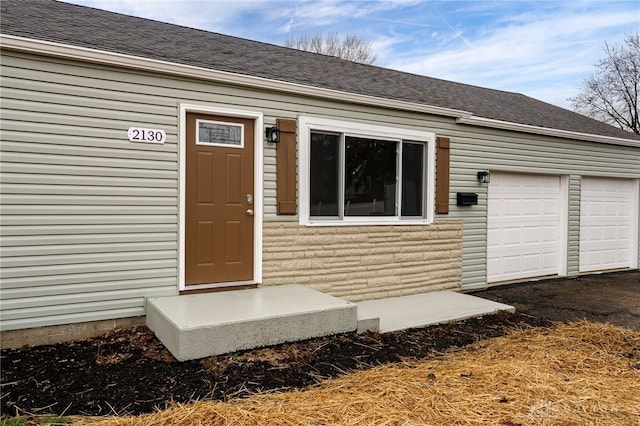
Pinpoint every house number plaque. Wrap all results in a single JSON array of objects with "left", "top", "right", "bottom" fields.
[{"left": 128, "top": 127, "right": 167, "bottom": 144}]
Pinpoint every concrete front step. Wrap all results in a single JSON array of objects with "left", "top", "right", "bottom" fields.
[
  {"left": 146, "top": 285, "right": 357, "bottom": 361},
  {"left": 356, "top": 290, "right": 515, "bottom": 333},
  {"left": 147, "top": 286, "right": 515, "bottom": 362}
]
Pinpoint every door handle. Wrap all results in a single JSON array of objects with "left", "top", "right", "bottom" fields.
[{"left": 246, "top": 209, "right": 254, "bottom": 216}]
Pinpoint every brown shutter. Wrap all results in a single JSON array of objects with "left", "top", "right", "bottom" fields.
[
  {"left": 435, "top": 136, "right": 450, "bottom": 214},
  {"left": 276, "top": 118, "right": 297, "bottom": 215}
]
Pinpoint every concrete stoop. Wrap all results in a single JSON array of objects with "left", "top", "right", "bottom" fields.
[
  {"left": 147, "top": 286, "right": 514, "bottom": 361},
  {"left": 146, "top": 285, "right": 357, "bottom": 361},
  {"left": 355, "top": 290, "right": 515, "bottom": 333}
]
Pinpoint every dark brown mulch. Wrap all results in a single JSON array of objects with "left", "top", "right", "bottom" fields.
[{"left": 0, "top": 312, "right": 549, "bottom": 418}]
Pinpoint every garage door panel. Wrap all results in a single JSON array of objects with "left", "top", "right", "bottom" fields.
[
  {"left": 602, "top": 226, "right": 618, "bottom": 240},
  {"left": 604, "top": 202, "right": 618, "bottom": 216},
  {"left": 541, "top": 252, "right": 558, "bottom": 269},
  {"left": 487, "top": 172, "right": 562, "bottom": 283},
  {"left": 502, "top": 199, "right": 522, "bottom": 216},
  {"left": 583, "top": 201, "right": 601, "bottom": 216},
  {"left": 523, "top": 227, "right": 541, "bottom": 244},
  {"left": 580, "top": 177, "right": 635, "bottom": 272},
  {"left": 596, "top": 249, "right": 622, "bottom": 268},
  {"left": 492, "top": 224, "right": 561, "bottom": 248},
  {"left": 618, "top": 201, "right": 632, "bottom": 215},
  {"left": 542, "top": 199, "right": 560, "bottom": 215},
  {"left": 521, "top": 254, "right": 542, "bottom": 271},
  {"left": 617, "top": 226, "right": 631, "bottom": 239},
  {"left": 502, "top": 256, "right": 522, "bottom": 274},
  {"left": 487, "top": 257, "right": 500, "bottom": 275},
  {"left": 523, "top": 199, "right": 541, "bottom": 216},
  {"left": 503, "top": 228, "right": 522, "bottom": 246},
  {"left": 495, "top": 252, "right": 557, "bottom": 277},
  {"left": 582, "top": 226, "right": 600, "bottom": 241}
]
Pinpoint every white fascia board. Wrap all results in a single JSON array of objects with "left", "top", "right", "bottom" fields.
[{"left": 457, "top": 115, "right": 640, "bottom": 148}]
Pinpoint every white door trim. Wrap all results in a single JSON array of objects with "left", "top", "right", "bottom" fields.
[{"left": 178, "top": 103, "right": 264, "bottom": 291}]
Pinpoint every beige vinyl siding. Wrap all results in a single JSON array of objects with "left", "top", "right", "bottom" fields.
[
  {"left": 0, "top": 50, "right": 454, "bottom": 330},
  {"left": 567, "top": 175, "right": 582, "bottom": 275},
  {"left": 263, "top": 138, "right": 281, "bottom": 219},
  {"left": 445, "top": 130, "right": 640, "bottom": 290},
  {"left": 1, "top": 52, "right": 183, "bottom": 331},
  {"left": 1, "top": 48, "right": 639, "bottom": 330}
]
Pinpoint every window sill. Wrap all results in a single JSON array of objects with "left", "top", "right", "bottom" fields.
[{"left": 302, "top": 219, "right": 433, "bottom": 227}]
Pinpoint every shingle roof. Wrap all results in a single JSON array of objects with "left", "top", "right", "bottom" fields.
[{"left": 2, "top": 0, "right": 639, "bottom": 142}]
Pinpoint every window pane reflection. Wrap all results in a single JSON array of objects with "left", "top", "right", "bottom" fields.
[
  {"left": 345, "top": 137, "right": 397, "bottom": 216},
  {"left": 401, "top": 142, "right": 424, "bottom": 216},
  {"left": 310, "top": 133, "right": 340, "bottom": 216}
]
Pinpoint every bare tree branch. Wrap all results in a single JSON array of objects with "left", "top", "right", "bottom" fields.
[
  {"left": 569, "top": 33, "right": 640, "bottom": 134},
  {"left": 284, "top": 32, "right": 378, "bottom": 65}
]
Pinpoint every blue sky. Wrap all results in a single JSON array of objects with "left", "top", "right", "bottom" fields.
[{"left": 66, "top": 0, "right": 639, "bottom": 109}]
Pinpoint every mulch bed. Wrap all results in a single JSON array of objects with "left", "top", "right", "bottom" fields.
[
  {"left": 0, "top": 312, "right": 549, "bottom": 418},
  {"left": 74, "top": 321, "right": 640, "bottom": 426}
]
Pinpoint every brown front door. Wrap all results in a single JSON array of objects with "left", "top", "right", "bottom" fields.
[{"left": 185, "top": 113, "right": 254, "bottom": 286}]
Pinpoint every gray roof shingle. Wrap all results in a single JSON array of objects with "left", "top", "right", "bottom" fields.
[{"left": 2, "top": 0, "right": 639, "bottom": 142}]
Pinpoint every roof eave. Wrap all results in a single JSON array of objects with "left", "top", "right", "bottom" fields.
[
  {"left": 0, "top": 34, "right": 467, "bottom": 118},
  {"left": 2, "top": 34, "right": 639, "bottom": 148},
  {"left": 457, "top": 115, "right": 640, "bottom": 148}
]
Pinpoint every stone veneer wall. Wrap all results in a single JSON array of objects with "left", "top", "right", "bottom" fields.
[{"left": 262, "top": 221, "right": 463, "bottom": 301}]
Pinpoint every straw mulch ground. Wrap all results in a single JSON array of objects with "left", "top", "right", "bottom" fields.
[{"left": 72, "top": 321, "right": 640, "bottom": 426}]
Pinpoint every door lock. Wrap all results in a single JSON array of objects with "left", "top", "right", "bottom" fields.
[{"left": 246, "top": 194, "right": 253, "bottom": 205}]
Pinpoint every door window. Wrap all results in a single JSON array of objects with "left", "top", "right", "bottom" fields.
[{"left": 196, "top": 119, "right": 244, "bottom": 148}]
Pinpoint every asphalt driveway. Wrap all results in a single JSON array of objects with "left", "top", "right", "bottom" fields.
[{"left": 474, "top": 270, "right": 640, "bottom": 330}]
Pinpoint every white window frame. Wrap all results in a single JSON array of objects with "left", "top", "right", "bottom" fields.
[{"left": 299, "top": 115, "right": 435, "bottom": 226}]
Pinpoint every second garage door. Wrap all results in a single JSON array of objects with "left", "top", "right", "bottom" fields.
[
  {"left": 580, "top": 177, "right": 637, "bottom": 272},
  {"left": 487, "top": 172, "right": 563, "bottom": 283}
]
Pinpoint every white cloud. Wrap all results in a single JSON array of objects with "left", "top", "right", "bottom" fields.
[{"left": 383, "top": 4, "right": 639, "bottom": 107}]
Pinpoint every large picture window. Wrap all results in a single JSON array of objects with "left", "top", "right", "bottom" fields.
[{"left": 300, "top": 116, "right": 435, "bottom": 225}]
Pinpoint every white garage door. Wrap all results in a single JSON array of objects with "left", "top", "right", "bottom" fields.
[
  {"left": 580, "top": 177, "right": 636, "bottom": 272},
  {"left": 487, "top": 172, "right": 563, "bottom": 283}
]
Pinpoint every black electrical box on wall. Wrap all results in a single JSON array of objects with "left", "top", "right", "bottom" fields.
[{"left": 457, "top": 192, "right": 478, "bottom": 206}]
